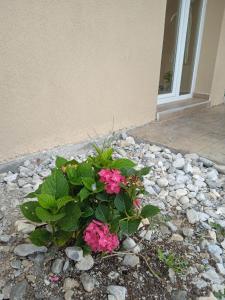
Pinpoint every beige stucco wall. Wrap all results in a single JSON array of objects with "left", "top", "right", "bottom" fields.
[
  {"left": 194, "top": 0, "right": 225, "bottom": 95},
  {"left": 210, "top": 8, "right": 225, "bottom": 106},
  {"left": 0, "top": 0, "right": 166, "bottom": 163}
]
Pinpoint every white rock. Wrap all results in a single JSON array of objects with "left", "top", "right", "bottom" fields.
[
  {"left": 64, "top": 290, "right": 74, "bottom": 300},
  {"left": 15, "top": 220, "right": 36, "bottom": 234},
  {"left": 179, "top": 196, "right": 190, "bottom": 205},
  {"left": 206, "top": 169, "right": 218, "bottom": 181},
  {"left": 80, "top": 273, "right": 95, "bottom": 292},
  {"left": 173, "top": 158, "right": 185, "bottom": 169},
  {"left": 170, "top": 234, "right": 183, "bottom": 242},
  {"left": 202, "top": 268, "right": 223, "bottom": 283},
  {"left": 65, "top": 246, "right": 83, "bottom": 261},
  {"left": 63, "top": 278, "right": 79, "bottom": 291},
  {"left": 175, "top": 189, "right": 187, "bottom": 199},
  {"left": 107, "top": 285, "right": 127, "bottom": 300},
  {"left": 186, "top": 209, "right": 199, "bottom": 224},
  {"left": 4, "top": 172, "right": 17, "bottom": 183},
  {"left": 139, "top": 229, "right": 152, "bottom": 241},
  {"left": 122, "top": 237, "right": 140, "bottom": 253},
  {"left": 51, "top": 258, "right": 64, "bottom": 274},
  {"left": 75, "top": 255, "right": 94, "bottom": 271},
  {"left": 14, "top": 244, "right": 47, "bottom": 256},
  {"left": 157, "top": 178, "right": 168, "bottom": 187},
  {"left": 183, "top": 227, "right": 194, "bottom": 237},
  {"left": 184, "top": 163, "right": 193, "bottom": 174},
  {"left": 208, "top": 244, "right": 222, "bottom": 262},
  {"left": 149, "top": 145, "right": 161, "bottom": 153},
  {"left": 216, "top": 263, "right": 225, "bottom": 276},
  {"left": 122, "top": 254, "right": 140, "bottom": 267}
]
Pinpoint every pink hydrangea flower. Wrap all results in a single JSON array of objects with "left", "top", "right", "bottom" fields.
[
  {"left": 83, "top": 220, "right": 119, "bottom": 253},
  {"left": 49, "top": 275, "right": 60, "bottom": 283},
  {"left": 98, "top": 169, "right": 126, "bottom": 194},
  {"left": 133, "top": 198, "right": 141, "bottom": 208}
]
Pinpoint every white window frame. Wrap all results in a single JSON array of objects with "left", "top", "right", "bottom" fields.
[{"left": 158, "top": 0, "right": 207, "bottom": 105}]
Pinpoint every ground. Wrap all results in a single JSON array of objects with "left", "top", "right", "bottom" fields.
[
  {"left": 129, "top": 104, "right": 225, "bottom": 165},
  {"left": 0, "top": 135, "right": 225, "bottom": 300}
]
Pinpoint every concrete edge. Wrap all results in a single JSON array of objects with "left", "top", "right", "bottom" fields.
[{"left": 0, "top": 130, "right": 127, "bottom": 174}]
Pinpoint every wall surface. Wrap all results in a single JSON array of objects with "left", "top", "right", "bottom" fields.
[
  {"left": 210, "top": 8, "right": 225, "bottom": 106},
  {"left": 194, "top": 0, "right": 225, "bottom": 94},
  {"left": 0, "top": 0, "right": 166, "bottom": 162}
]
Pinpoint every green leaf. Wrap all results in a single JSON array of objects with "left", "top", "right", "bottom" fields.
[
  {"left": 55, "top": 156, "right": 68, "bottom": 169},
  {"left": 35, "top": 207, "right": 65, "bottom": 222},
  {"left": 95, "top": 204, "right": 110, "bottom": 223},
  {"left": 58, "top": 202, "right": 81, "bottom": 231},
  {"left": 79, "top": 187, "right": 91, "bottom": 201},
  {"left": 20, "top": 201, "right": 42, "bottom": 223},
  {"left": 82, "top": 244, "right": 92, "bottom": 255},
  {"left": 141, "top": 204, "right": 160, "bottom": 218},
  {"left": 114, "top": 193, "right": 132, "bottom": 213},
  {"left": 38, "top": 194, "right": 57, "bottom": 209},
  {"left": 111, "top": 158, "right": 136, "bottom": 170},
  {"left": 77, "top": 163, "right": 95, "bottom": 178},
  {"left": 110, "top": 217, "right": 121, "bottom": 233},
  {"left": 54, "top": 230, "right": 73, "bottom": 246},
  {"left": 29, "top": 228, "right": 52, "bottom": 246},
  {"left": 82, "top": 177, "right": 96, "bottom": 191},
  {"left": 41, "top": 169, "right": 69, "bottom": 199},
  {"left": 96, "top": 192, "right": 110, "bottom": 202},
  {"left": 136, "top": 167, "right": 151, "bottom": 177},
  {"left": 82, "top": 207, "right": 94, "bottom": 218},
  {"left": 101, "top": 148, "right": 113, "bottom": 161},
  {"left": 66, "top": 167, "right": 82, "bottom": 185},
  {"left": 120, "top": 219, "right": 141, "bottom": 235},
  {"left": 57, "top": 196, "right": 74, "bottom": 210}
]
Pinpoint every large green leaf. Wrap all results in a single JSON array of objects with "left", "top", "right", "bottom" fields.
[
  {"left": 35, "top": 207, "right": 65, "bottom": 222},
  {"left": 141, "top": 204, "right": 160, "bottom": 218},
  {"left": 41, "top": 169, "right": 69, "bottom": 199},
  {"left": 29, "top": 228, "right": 52, "bottom": 246},
  {"left": 114, "top": 192, "right": 132, "bottom": 213},
  {"left": 58, "top": 202, "right": 81, "bottom": 231},
  {"left": 54, "top": 230, "right": 73, "bottom": 246},
  {"left": 82, "top": 177, "right": 96, "bottom": 191},
  {"left": 66, "top": 167, "right": 82, "bottom": 185},
  {"left": 57, "top": 196, "right": 74, "bottom": 210},
  {"left": 96, "top": 192, "right": 110, "bottom": 202},
  {"left": 38, "top": 194, "right": 57, "bottom": 209},
  {"left": 77, "top": 163, "right": 95, "bottom": 178},
  {"left": 101, "top": 148, "right": 113, "bottom": 161},
  {"left": 79, "top": 187, "right": 91, "bottom": 201},
  {"left": 120, "top": 219, "right": 141, "bottom": 235},
  {"left": 55, "top": 156, "right": 68, "bottom": 169},
  {"left": 95, "top": 204, "right": 110, "bottom": 223},
  {"left": 111, "top": 158, "right": 136, "bottom": 170},
  {"left": 136, "top": 167, "right": 151, "bottom": 177},
  {"left": 20, "top": 201, "right": 42, "bottom": 223},
  {"left": 82, "top": 207, "right": 94, "bottom": 218}
]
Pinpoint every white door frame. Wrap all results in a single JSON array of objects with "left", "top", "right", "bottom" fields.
[{"left": 158, "top": 0, "right": 207, "bottom": 105}]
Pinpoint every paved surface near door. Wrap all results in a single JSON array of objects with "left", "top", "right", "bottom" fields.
[{"left": 129, "top": 103, "right": 225, "bottom": 164}]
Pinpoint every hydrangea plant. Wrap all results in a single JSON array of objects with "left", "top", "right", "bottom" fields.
[{"left": 20, "top": 145, "right": 160, "bottom": 253}]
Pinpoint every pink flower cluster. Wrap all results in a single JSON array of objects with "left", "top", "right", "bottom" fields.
[
  {"left": 83, "top": 220, "right": 119, "bottom": 253},
  {"left": 98, "top": 169, "right": 126, "bottom": 194}
]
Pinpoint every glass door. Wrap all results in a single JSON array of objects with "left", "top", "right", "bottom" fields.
[{"left": 158, "top": 0, "right": 207, "bottom": 104}]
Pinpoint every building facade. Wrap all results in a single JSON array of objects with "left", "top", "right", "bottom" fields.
[{"left": 0, "top": 0, "right": 224, "bottom": 162}]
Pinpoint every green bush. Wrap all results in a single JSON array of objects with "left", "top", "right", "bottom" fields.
[{"left": 20, "top": 145, "right": 160, "bottom": 252}]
